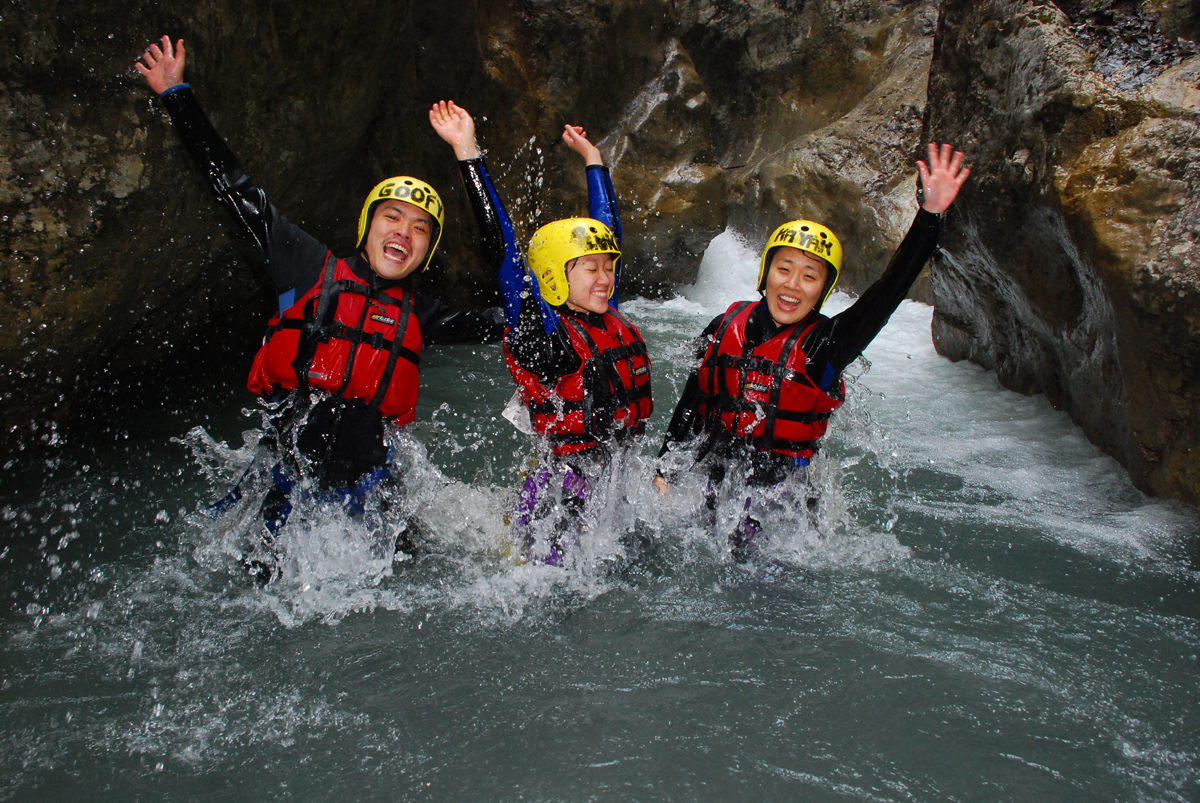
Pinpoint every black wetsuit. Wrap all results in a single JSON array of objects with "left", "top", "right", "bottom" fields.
[
  {"left": 158, "top": 84, "right": 503, "bottom": 486},
  {"left": 660, "top": 209, "right": 943, "bottom": 486}
]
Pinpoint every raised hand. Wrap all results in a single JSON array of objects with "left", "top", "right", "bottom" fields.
[
  {"left": 562, "top": 125, "right": 603, "bottom": 166},
  {"left": 135, "top": 35, "right": 186, "bottom": 95},
  {"left": 917, "top": 143, "right": 970, "bottom": 214},
  {"left": 429, "top": 101, "right": 480, "bottom": 160}
]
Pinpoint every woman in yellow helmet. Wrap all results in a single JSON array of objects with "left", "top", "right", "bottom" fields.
[
  {"left": 657, "top": 143, "right": 970, "bottom": 561},
  {"left": 137, "top": 37, "right": 503, "bottom": 583},
  {"left": 431, "top": 101, "right": 653, "bottom": 566}
]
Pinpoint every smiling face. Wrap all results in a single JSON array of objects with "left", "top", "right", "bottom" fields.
[
  {"left": 362, "top": 200, "right": 434, "bottom": 281},
  {"left": 564, "top": 253, "right": 615, "bottom": 314},
  {"left": 764, "top": 246, "right": 830, "bottom": 326}
]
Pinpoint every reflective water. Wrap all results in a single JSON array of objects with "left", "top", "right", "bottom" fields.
[{"left": 1, "top": 231, "right": 1197, "bottom": 801}]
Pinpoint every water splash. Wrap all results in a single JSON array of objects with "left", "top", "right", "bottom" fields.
[{"left": 2, "top": 227, "right": 1198, "bottom": 799}]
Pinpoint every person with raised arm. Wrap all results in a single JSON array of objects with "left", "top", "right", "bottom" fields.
[
  {"left": 656, "top": 143, "right": 970, "bottom": 561},
  {"left": 430, "top": 101, "right": 652, "bottom": 566},
  {"left": 137, "top": 37, "right": 502, "bottom": 582}
]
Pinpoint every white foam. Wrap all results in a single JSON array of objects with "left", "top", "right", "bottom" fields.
[{"left": 681, "top": 229, "right": 761, "bottom": 312}]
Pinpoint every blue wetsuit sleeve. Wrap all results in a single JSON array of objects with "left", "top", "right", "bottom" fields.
[
  {"left": 586, "top": 165, "right": 622, "bottom": 308},
  {"left": 458, "top": 159, "right": 559, "bottom": 336},
  {"left": 587, "top": 165, "right": 621, "bottom": 242}
]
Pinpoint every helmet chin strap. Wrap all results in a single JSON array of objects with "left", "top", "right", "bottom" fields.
[{"left": 817, "top": 271, "right": 837, "bottom": 311}]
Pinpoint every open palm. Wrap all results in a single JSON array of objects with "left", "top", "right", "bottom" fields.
[{"left": 917, "top": 143, "right": 970, "bottom": 214}]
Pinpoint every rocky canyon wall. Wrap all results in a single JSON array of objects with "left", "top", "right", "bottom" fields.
[
  {"left": 2, "top": 0, "right": 936, "bottom": 454},
  {"left": 923, "top": 0, "right": 1200, "bottom": 503},
  {"left": 6, "top": 0, "right": 1198, "bottom": 506}
]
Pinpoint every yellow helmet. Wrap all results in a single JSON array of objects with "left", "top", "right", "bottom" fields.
[
  {"left": 527, "top": 218, "right": 621, "bottom": 306},
  {"left": 758, "top": 219, "right": 843, "bottom": 305},
  {"left": 356, "top": 176, "right": 445, "bottom": 272}
]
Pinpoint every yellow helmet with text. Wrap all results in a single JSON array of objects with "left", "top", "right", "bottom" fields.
[
  {"left": 758, "top": 219, "right": 843, "bottom": 307},
  {"left": 527, "top": 218, "right": 621, "bottom": 306},
  {"left": 356, "top": 176, "right": 445, "bottom": 272}
]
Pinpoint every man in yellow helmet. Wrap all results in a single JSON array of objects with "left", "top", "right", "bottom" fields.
[
  {"left": 431, "top": 100, "right": 652, "bottom": 566},
  {"left": 138, "top": 37, "right": 502, "bottom": 580},
  {"left": 657, "top": 143, "right": 970, "bottom": 561}
]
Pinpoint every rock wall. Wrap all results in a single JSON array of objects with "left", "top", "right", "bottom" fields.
[
  {"left": 472, "top": 0, "right": 939, "bottom": 294},
  {"left": 692, "top": 0, "right": 938, "bottom": 295},
  {"left": 923, "top": 0, "right": 1200, "bottom": 504},
  {"left": 7, "top": 0, "right": 1199, "bottom": 505},
  {"left": 2, "top": 0, "right": 938, "bottom": 453}
]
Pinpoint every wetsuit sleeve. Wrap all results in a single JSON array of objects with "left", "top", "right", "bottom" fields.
[
  {"left": 458, "top": 157, "right": 578, "bottom": 381},
  {"left": 158, "top": 86, "right": 328, "bottom": 306},
  {"left": 803, "top": 209, "right": 943, "bottom": 381},
  {"left": 412, "top": 293, "right": 505, "bottom": 345},
  {"left": 509, "top": 303, "right": 581, "bottom": 384},
  {"left": 586, "top": 165, "right": 623, "bottom": 308},
  {"left": 458, "top": 158, "right": 557, "bottom": 335},
  {"left": 658, "top": 313, "right": 725, "bottom": 458}
]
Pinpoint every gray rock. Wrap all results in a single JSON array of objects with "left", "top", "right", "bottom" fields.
[{"left": 925, "top": 0, "right": 1200, "bottom": 504}]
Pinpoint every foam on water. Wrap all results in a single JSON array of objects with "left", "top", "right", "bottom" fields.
[
  {"left": 681, "top": 227, "right": 761, "bottom": 309},
  {"left": 856, "top": 298, "right": 1197, "bottom": 568}
]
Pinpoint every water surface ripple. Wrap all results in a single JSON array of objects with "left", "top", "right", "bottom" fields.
[{"left": 1, "top": 232, "right": 1196, "bottom": 801}]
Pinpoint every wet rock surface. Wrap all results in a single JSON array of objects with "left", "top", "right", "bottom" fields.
[
  {"left": 717, "top": 1, "right": 937, "bottom": 298},
  {"left": 1064, "top": 0, "right": 1197, "bottom": 91},
  {"left": 924, "top": 0, "right": 1200, "bottom": 504},
  {"left": 1, "top": 0, "right": 936, "bottom": 452}
]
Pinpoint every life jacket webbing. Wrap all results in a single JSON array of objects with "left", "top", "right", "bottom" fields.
[
  {"left": 291, "top": 252, "right": 339, "bottom": 390},
  {"left": 707, "top": 301, "right": 752, "bottom": 432},
  {"left": 561, "top": 316, "right": 650, "bottom": 409},
  {"left": 741, "top": 434, "right": 822, "bottom": 453},
  {"left": 520, "top": 311, "right": 651, "bottom": 444},
  {"left": 608, "top": 308, "right": 652, "bottom": 377},
  {"left": 709, "top": 353, "right": 815, "bottom": 387},
  {"left": 525, "top": 383, "right": 652, "bottom": 417},
  {"left": 267, "top": 318, "right": 421, "bottom": 371},
  {"left": 368, "top": 290, "right": 417, "bottom": 410},
  {"left": 273, "top": 252, "right": 420, "bottom": 413},
  {"left": 698, "top": 301, "right": 840, "bottom": 458},
  {"left": 761, "top": 321, "right": 807, "bottom": 446},
  {"left": 331, "top": 285, "right": 376, "bottom": 397}
]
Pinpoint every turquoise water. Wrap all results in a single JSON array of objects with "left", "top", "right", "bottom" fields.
[{"left": 1, "top": 233, "right": 1197, "bottom": 801}]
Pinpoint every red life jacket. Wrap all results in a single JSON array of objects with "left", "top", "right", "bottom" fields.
[
  {"left": 696, "top": 301, "right": 843, "bottom": 460},
  {"left": 247, "top": 253, "right": 423, "bottom": 425},
  {"left": 505, "top": 308, "right": 653, "bottom": 456}
]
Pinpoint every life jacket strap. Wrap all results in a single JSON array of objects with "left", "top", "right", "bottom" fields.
[
  {"left": 760, "top": 321, "right": 808, "bottom": 444},
  {"left": 696, "top": 393, "right": 832, "bottom": 424},
  {"left": 705, "top": 301, "right": 753, "bottom": 432},
  {"left": 368, "top": 289, "right": 418, "bottom": 411},
  {"left": 291, "top": 251, "right": 339, "bottom": 390},
  {"left": 525, "top": 378, "right": 652, "bottom": 418},
  {"left": 560, "top": 314, "right": 652, "bottom": 437}
]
